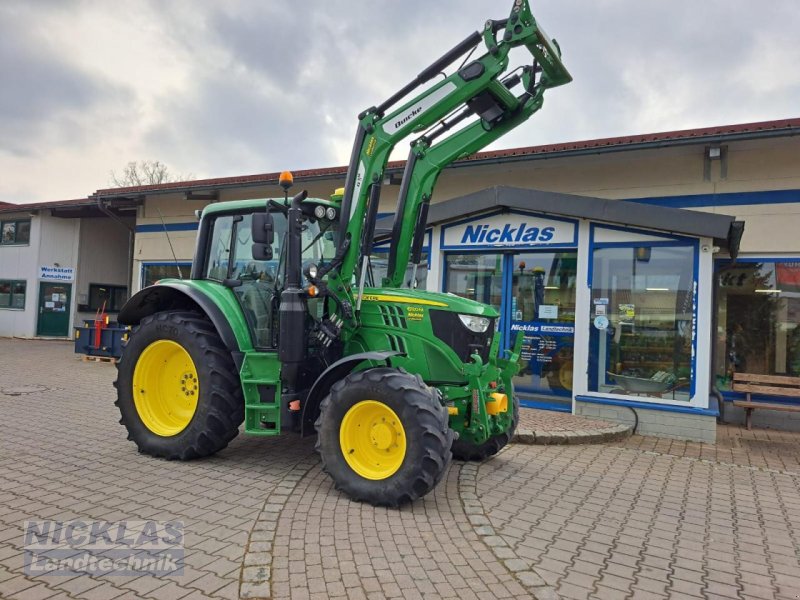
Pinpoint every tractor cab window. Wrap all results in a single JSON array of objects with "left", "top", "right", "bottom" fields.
[
  {"left": 206, "top": 212, "right": 287, "bottom": 348},
  {"left": 205, "top": 209, "right": 337, "bottom": 348}
]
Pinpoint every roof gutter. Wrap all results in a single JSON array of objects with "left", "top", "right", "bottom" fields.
[{"left": 92, "top": 172, "right": 349, "bottom": 201}]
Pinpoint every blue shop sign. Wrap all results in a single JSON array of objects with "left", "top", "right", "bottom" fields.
[{"left": 441, "top": 210, "right": 577, "bottom": 250}]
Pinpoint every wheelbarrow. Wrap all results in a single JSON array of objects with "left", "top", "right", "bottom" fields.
[{"left": 606, "top": 371, "right": 688, "bottom": 398}]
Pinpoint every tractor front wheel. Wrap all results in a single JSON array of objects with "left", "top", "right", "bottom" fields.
[
  {"left": 115, "top": 311, "right": 244, "bottom": 460},
  {"left": 451, "top": 395, "right": 520, "bottom": 461},
  {"left": 315, "top": 367, "right": 453, "bottom": 507}
]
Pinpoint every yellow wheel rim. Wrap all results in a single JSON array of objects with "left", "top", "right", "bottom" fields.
[
  {"left": 559, "top": 361, "right": 574, "bottom": 391},
  {"left": 132, "top": 340, "right": 199, "bottom": 436},
  {"left": 339, "top": 400, "right": 406, "bottom": 480}
]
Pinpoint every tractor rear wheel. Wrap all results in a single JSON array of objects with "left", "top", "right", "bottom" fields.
[
  {"left": 315, "top": 367, "right": 453, "bottom": 507},
  {"left": 114, "top": 311, "right": 244, "bottom": 460},
  {"left": 451, "top": 395, "right": 519, "bottom": 461}
]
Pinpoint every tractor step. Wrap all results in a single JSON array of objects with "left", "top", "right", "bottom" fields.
[{"left": 244, "top": 403, "right": 281, "bottom": 436}]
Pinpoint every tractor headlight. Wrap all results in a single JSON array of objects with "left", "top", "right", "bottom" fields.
[
  {"left": 305, "top": 263, "right": 319, "bottom": 280},
  {"left": 314, "top": 205, "right": 326, "bottom": 219},
  {"left": 326, "top": 207, "right": 337, "bottom": 220},
  {"left": 458, "top": 314, "right": 491, "bottom": 333}
]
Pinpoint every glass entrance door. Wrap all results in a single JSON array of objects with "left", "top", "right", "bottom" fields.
[
  {"left": 443, "top": 250, "right": 578, "bottom": 407},
  {"left": 509, "top": 252, "right": 578, "bottom": 401}
]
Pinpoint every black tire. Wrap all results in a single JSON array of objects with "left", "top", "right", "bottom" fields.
[
  {"left": 114, "top": 311, "right": 244, "bottom": 460},
  {"left": 451, "top": 395, "right": 520, "bottom": 461},
  {"left": 315, "top": 367, "right": 453, "bottom": 507},
  {"left": 546, "top": 347, "right": 574, "bottom": 392}
]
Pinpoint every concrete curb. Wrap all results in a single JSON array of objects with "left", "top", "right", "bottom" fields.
[{"left": 513, "top": 423, "right": 632, "bottom": 445}]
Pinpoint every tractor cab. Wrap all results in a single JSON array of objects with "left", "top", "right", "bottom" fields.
[{"left": 193, "top": 195, "right": 340, "bottom": 350}]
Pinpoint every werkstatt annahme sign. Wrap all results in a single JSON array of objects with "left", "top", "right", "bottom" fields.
[
  {"left": 441, "top": 212, "right": 577, "bottom": 250},
  {"left": 39, "top": 266, "right": 75, "bottom": 282}
]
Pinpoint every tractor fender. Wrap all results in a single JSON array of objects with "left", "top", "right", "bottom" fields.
[
  {"left": 118, "top": 283, "right": 241, "bottom": 353},
  {"left": 300, "top": 351, "right": 401, "bottom": 437}
]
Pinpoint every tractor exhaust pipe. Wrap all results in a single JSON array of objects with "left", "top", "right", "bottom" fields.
[{"left": 279, "top": 190, "right": 309, "bottom": 388}]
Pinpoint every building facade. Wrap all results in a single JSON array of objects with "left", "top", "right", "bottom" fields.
[
  {"left": 0, "top": 199, "right": 135, "bottom": 339},
  {"left": 3, "top": 117, "right": 798, "bottom": 441}
]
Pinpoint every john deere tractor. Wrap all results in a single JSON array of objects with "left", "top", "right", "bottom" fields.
[{"left": 115, "top": 0, "right": 571, "bottom": 506}]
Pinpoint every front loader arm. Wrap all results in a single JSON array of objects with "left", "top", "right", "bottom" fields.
[
  {"left": 384, "top": 66, "right": 551, "bottom": 287},
  {"left": 331, "top": 0, "right": 571, "bottom": 304}
]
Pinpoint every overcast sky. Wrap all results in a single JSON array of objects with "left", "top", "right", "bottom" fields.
[{"left": 1, "top": 0, "right": 799, "bottom": 204}]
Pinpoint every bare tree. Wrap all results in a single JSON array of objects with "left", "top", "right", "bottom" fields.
[{"left": 109, "top": 160, "right": 193, "bottom": 187}]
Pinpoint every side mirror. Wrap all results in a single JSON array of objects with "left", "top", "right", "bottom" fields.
[
  {"left": 252, "top": 212, "right": 274, "bottom": 244},
  {"left": 252, "top": 212, "right": 274, "bottom": 260}
]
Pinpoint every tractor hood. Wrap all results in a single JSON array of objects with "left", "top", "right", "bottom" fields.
[{"left": 360, "top": 287, "right": 498, "bottom": 318}]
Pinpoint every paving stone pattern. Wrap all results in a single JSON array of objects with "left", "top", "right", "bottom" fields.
[
  {"left": 0, "top": 339, "right": 317, "bottom": 600},
  {"left": 2, "top": 339, "right": 800, "bottom": 600},
  {"left": 477, "top": 443, "right": 800, "bottom": 600},
  {"left": 516, "top": 408, "right": 631, "bottom": 445}
]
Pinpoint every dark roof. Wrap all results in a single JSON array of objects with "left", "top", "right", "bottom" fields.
[
  {"left": 455, "top": 117, "right": 800, "bottom": 165},
  {"left": 375, "top": 186, "right": 741, "bottom": 250},
  {"left": 0, "top": 197, "right": 140, "bottom": 218},
  {"left": 92, "top": 117, "right": 800, "bottom": 199}
]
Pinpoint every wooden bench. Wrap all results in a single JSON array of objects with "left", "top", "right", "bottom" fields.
[{"left": 732, "top": 373, "right": 800, "bottom": 430}]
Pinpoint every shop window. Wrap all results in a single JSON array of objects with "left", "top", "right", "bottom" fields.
[
  {"left": 87, "top": 284, "right": 128, "bottom": 312},
  {"left": 715, "top": 260, "right": 800, "bottom": 388},
  {"left": 444, "top": 253, "right": 504, "bottom": 311},
  {"left": 141, "top": 263, "right": 192, "bottom": 288},
  {"left": 589, "top": 244, "right": 696, "bottom": 401},
  {"left": 1, "top": 219, "right": 31, "bottom": 245},
  {"left": 0, "top": 280, "right": 26, "bottom": 309},
  {"left": 370, "top": 253, "right": 428, "bottom": 290}
]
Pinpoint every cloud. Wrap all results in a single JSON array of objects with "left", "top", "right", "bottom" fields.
[
  {"left": 1, "top": 0, "right": 799, "bottom": 202},
  {"left": 0, "top": 7, "right": 123, "bottom": 157}
]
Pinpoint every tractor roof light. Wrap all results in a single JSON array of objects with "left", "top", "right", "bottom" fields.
[{"left": 279, "top": 171, "right": 294, "bottom": 191}]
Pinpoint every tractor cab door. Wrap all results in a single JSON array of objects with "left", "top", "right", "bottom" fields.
[
  {"left": 203, "top": 208, "right": 338, "bottom": 350},
  {"left": 205, "top": 211, "right": 287, "bottom": 349}
]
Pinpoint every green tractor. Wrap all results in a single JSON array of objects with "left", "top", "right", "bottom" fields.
[{"left": 115, "top": 0, "right": 572, "bottom": 507}]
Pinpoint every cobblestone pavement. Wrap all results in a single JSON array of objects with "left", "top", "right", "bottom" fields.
[
  {"left": 477, "top": 444, "right": 800, "bottom": 600},
  {"left": 2, "top": 339, "right": 800, "bottom": 600},
  {"left": 517, "top": 408, "right": 631, "bottom": 445},
  {"left": 614, "top": 423, "right": 800, "bottom": 473},
  {"left": 518, "top": 409, "right": 617, "bottom": 433},
  {"left": 0, "top": 339, "right": 317, "bottom": 600}
]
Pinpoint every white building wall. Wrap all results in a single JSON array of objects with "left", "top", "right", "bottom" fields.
[
  {"left": 0, "top": 212, "right": 41, "bottom": 337},
  {"left": 36, "top": 215, "right": 81, "bottom": 336},
  {"left": 131, "top": 135, "right": 800, "bottom": 269}
]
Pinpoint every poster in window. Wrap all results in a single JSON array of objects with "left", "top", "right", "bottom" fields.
[
  {"left": 2, "top": 223, "right": 14, "bottom": 243},
  {"left": 776, "top": 262, "right": 800, "bottom": 293},
  {"left": 618, "top": 303, "right": 635, "bottom": 324}
]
